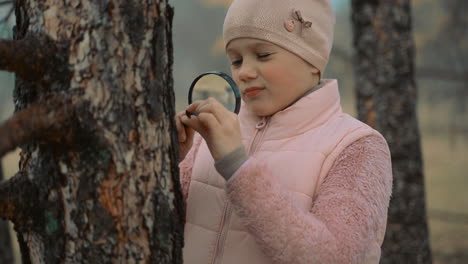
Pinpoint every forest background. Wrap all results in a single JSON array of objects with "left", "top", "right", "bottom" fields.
[{"left": 0, "top": 0, "right": 467, "bottom": 263}]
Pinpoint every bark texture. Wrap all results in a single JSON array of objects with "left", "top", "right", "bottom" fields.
[
  {"left": 351, "top": 1, "right": 432, "bottom": 263},
  {"left": 0, "top": 0, "right": 183, "bottom": 263},
  {"left": 0, "top": 163, "right": 15, "bottom": 264}
]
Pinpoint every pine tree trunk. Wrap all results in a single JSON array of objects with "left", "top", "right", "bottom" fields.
[
  {"left": 351, "top": 1, "right": 432, "bottom": 263},
  {"left": 0, "top": 163, "right": 15, "bottom": 264},
  {"left": 0, "top": 0, "right": 184, "bottom": 263}
]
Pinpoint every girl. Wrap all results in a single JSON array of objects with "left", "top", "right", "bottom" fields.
[{"left": 175, "top": 0, "right": 392, "bottom": 263}]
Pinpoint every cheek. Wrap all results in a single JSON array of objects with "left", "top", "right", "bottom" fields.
[
  {"left": 262, "top": 65, "right": 300, "bottom": 95},
  {"left": 261, "top": 64, "right": 293, "bottom": 87}
]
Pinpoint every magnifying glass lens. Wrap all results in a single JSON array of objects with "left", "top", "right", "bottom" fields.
[{"left": 188, "top": 72, "right": 241, "bottom": 115}]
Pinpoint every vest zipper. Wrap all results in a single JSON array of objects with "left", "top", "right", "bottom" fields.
[
  {"left": 211, "top": 117, "right": 270, "bottom": 264},
  {"left": 211, "top": 202, "right": 231, "bottom": 264}
]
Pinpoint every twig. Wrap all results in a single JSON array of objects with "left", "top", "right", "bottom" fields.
[
  {"left": 0, "top": 34, "right": 69, "bottom": 82},
  {"left": 0, "top": 98, "right": 74, "bottom": 158}
]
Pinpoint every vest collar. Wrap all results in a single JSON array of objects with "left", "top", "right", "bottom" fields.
[{"left": 239, "top": 79, "right": 342, "bottom": 140}]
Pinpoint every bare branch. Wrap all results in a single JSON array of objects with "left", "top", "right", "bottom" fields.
[
  {"left": 0, "top": 98, "right": 74, "bottom": 158},
  {"left": 0, "top": 34, "right": 70, "bottom": 82}
]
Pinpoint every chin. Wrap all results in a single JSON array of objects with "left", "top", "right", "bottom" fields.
[{"left": 248, "top": 104, "right": 277, "bottom": 117}]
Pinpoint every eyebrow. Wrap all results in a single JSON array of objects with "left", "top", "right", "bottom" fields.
[{"left": 226, "top": 42, "right": 274, "bottom": 53}]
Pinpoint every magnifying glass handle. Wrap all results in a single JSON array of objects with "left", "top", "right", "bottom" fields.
[{"left": 186, "top": 110, "right": 198, "bottom": 118}]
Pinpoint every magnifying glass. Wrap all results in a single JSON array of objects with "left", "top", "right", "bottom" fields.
[{"left": 187, "top": 71, "right": 241, "bottom": 117}]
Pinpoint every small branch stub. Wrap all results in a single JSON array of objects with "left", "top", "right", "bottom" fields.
[
  {"left": 0, "top": 173, "right": 20, "bottom": 221},
  {"left": 0, "top": 34, "right": 69, "bottom": 82},
  {"left": 0, "top": 98, "right": 74, "bottom": 158}
]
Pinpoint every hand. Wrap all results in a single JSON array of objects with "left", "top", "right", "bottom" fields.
[
  {"left": 175, "top": 110, "right": 195, "bottom": 161},
  {"left": 181, "top": 97, "right": 242, "bottom": 161}
]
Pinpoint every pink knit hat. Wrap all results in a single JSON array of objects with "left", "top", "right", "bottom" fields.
[{"left": 223, "top": 0, "right": 335, "bottom": 75}]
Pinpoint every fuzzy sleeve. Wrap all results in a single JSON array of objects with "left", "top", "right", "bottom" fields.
[
  {"left": 226, "top": 135, "right": 393, "bottom": 264},
  {"left": 178, "top": 134, "right": 203, "bottom": 203}
]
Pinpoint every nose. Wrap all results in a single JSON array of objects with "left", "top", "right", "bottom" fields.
[{"left": 237, "top": 61, "right": 258, "bottom": 82}]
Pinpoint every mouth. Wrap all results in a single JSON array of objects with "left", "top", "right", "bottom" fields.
[{"left": 244, "top": 86, "right": 265, "bottom": 98}]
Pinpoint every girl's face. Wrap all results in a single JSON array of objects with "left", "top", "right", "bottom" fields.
[{"left": 226, "top": 38, "right": 319, "bottom": 117}]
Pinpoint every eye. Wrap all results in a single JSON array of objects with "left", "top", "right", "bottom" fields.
[
  {"left": 231, "top": 59, "right": 242, "bottom": 67},
  {"left": 257, "top": 53, "right": 271, "bottom": 59}
]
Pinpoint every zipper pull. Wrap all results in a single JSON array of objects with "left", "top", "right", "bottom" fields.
[{"left": 255, "top": 117, "right": 267, "bottom": 130}]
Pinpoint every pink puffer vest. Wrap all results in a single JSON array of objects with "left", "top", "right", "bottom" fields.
[{"left": 183, "top": 80, "right": 384, "bottom": 264}]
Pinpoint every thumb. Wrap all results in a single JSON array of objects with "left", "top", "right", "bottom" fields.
[
  {"left": 186, "top": 124, "right": 195, "bottom": 140},
  {"left": 181, "top": 115, "right": 196, "bottom": 142}
]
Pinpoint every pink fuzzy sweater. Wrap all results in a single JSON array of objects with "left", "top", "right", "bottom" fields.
[{"left": 180, "top": 134, "right": 392, "bottom": 263}]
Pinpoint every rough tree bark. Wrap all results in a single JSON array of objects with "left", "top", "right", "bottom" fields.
[
  {"left": 0, "top": 163, "right": 15, "bottom": 264},
  {"left": 351, "top": 1, "right": 432, "bottom": 263},
  {"left": 0, "top": 0, "right": 184, "bottom": 263}
]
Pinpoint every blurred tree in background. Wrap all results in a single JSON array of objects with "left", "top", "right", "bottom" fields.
[{"left": 351, "top": 0, "right": 432, "bottom": 263}]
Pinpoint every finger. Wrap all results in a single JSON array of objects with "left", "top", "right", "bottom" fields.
[
  {"left": 197, "top": 112, "right": 221, "bottom": 132},
  {"left": 186, "top": 98, "right": 221, "bottom": 116},
  {"left": 179, "top": 112, "right": 195, "bottom": 141},
  {"left": 175, "top": 113, "right": 187, "bottom": 142},
  {"left": 185, "top": 100, "right": 205, "bottom": 114},
  {"left": 185, "top": 123, "right": 195, "bottom": 144},
  {"left": 194, "top": 99, "right": 225, "bottom": 123},
  {"left": 181, "top": 114, "right": 206, "bottom": 135},
  {"left": 181, "top": 112, "right": 219, "bottom": 139},
  {"left": 185, "top": 110, "right": 193, "bottom": 118}
]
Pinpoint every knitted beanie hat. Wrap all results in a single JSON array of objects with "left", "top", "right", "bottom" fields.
[{"left": 223, "top": 0, "right": 335, "bottom": 75}]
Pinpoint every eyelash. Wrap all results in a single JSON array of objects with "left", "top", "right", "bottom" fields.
[{"left": 231, "top": 53, "right": 271, "bottom": 66}]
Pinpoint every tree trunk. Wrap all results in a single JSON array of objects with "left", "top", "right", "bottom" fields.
[
  {"left": 0, "top": 163, "right": 15, "bottom": 264},
  {"left": 351, "top": 1, "right": 432, "bottom": 263},
  {"left": 0, "top": 0, "right": 184, "bottom": 263}
]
